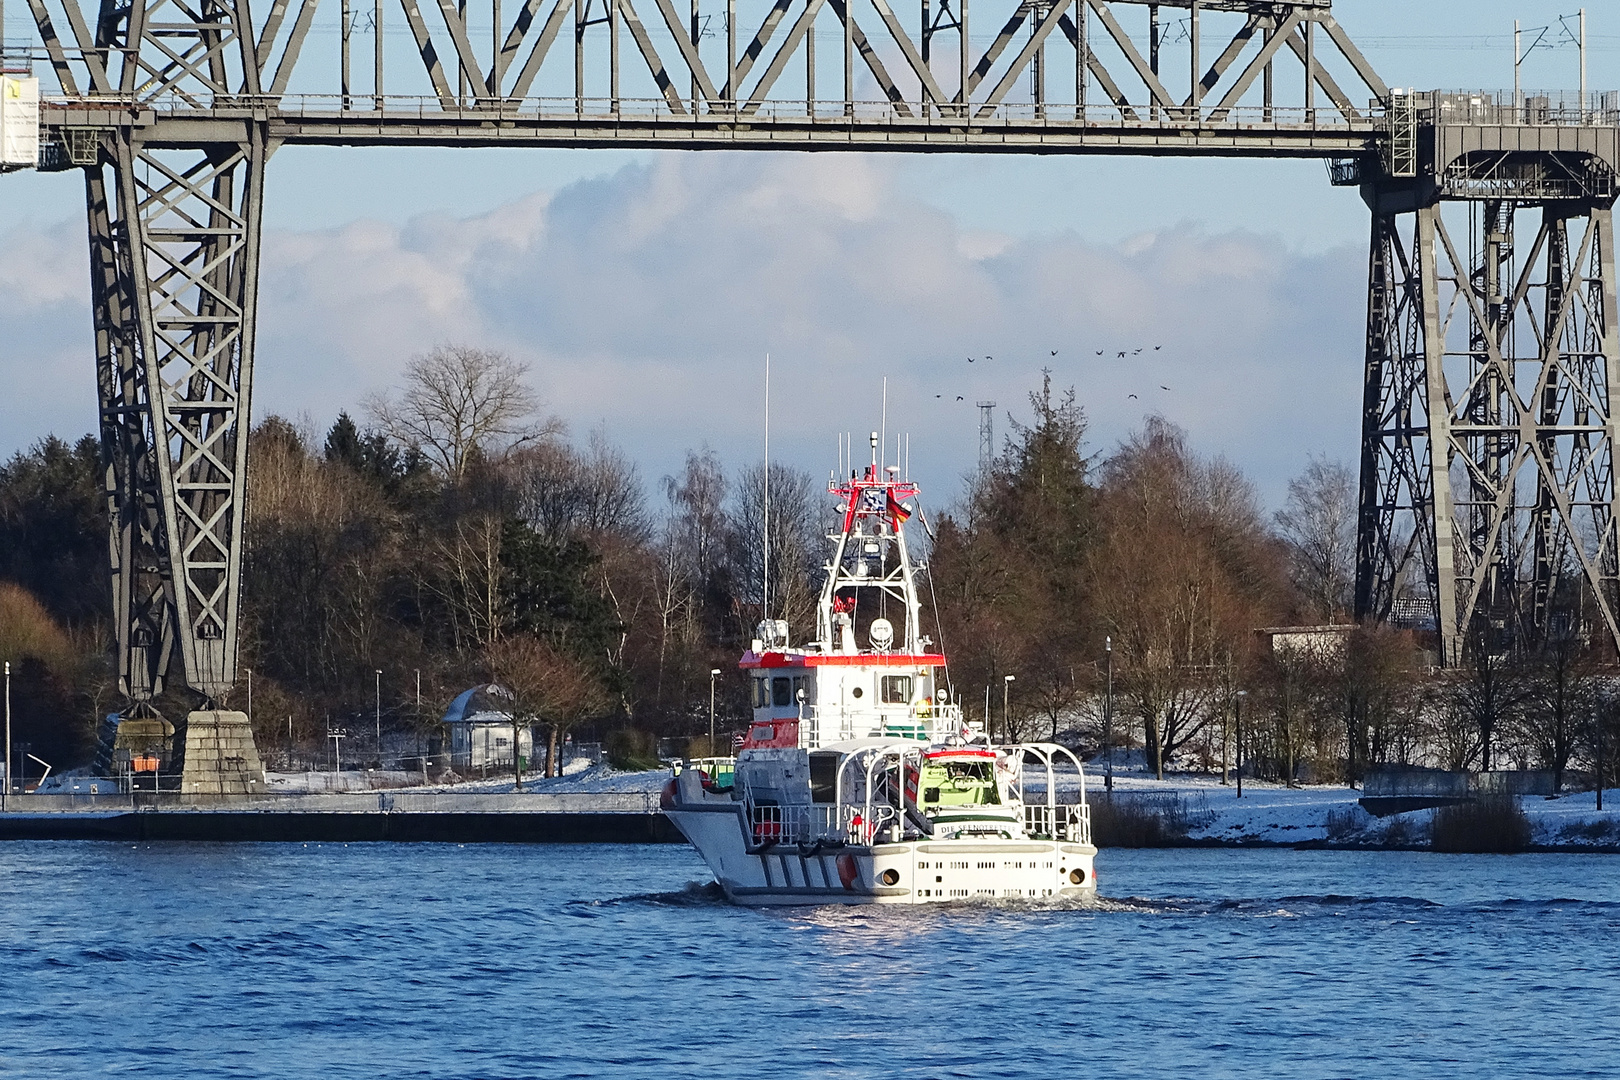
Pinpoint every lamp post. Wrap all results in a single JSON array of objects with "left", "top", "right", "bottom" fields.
[
  {"left": 1235, "top": 690, "right": 1248, "bottom": 799},
  {"left": 1104, "top": 637, "right": 1114, "bottom": 795},
  {"left": 246, "top": 667, "right": 253, "bottom": 729},
  {"left": 3, "top": 660, "right": 10, "bottom": 809},
  {"left": 1002, "top": 674, "right": 1015, "bottom": 745},
  {"left": 709, "top": 668, "right": 722, "bottom": 756},
  {"left": 374, "top": 669, "right": 383, "bottom": 751}
]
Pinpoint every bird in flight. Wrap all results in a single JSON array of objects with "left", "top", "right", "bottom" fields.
[
  {"left": 1128, "top": 394, "right": 1139, "bottom": 400},
  {"left": 956, "top": 395, "right": 965, "bottom": 401},
  {"left": 1095, "top": 349, "right": 1104, "bottom": 356},
  {"left": 968, "top": 356, "right": 976, "bottom": 363},
  {"left": 1133, "top": 348, "right": 1143, "bottom": 355},
  {"left": 1160, "top": 385, "right": 1172, "bottom": 391},
  {"left": 1117, "top": 351, "right": 1127, "bottom": 358},
  {"left": 1154, "top": 345, "right": 1163, "bottom": 351},
  {"left": 1050, "top": 350, "right": 1058, "bottom": 356},
  {"left": 935, "top": 394, "right": 942, "bottom": 398}
]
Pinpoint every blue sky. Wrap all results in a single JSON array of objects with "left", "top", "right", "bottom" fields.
[{"left": 2, "top": 0, "right": 1616, "bottom": 510}]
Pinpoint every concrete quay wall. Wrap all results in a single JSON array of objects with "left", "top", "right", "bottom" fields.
[{"left": 0, "top": 790, "right": 682, "bottom": 843}]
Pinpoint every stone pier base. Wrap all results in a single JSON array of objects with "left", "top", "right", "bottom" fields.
[{"left": 178, "top": 711, "right": 267, "bottom": 801}]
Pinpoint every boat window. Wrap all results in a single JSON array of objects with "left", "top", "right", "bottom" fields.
[
  {"left": 772, "top": 677, "right": 793, "bottom": 707},
  {"left": 881, "top": 675, "right": 912, "bottom": 705},
  {"left": 916, "top": 760, "right": 999, "bottom": 807},
  {"left": 809, "top": 753, "right": 839, "bottom": 803},
  {"left": 791, "top": 675, "right": 808, "bottom": 703},
  {"left": 752, "top": 677, "right": 769, "bottom": 708}
]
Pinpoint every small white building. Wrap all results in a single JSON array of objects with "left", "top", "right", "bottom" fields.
[{"left": 441, "top": 684, "right": 535, "bottom": 770}]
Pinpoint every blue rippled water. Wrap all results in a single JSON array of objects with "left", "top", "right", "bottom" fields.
[{"left": 2, "top": 842, "right": 1617, "bottom": 1079}]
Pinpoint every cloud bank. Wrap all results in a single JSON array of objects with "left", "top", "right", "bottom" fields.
[{"left": 0, "top": 151, "right": 1366, "bottom": 507}]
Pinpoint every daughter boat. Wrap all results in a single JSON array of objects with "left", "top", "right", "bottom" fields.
[{"left": 661, "top": 433, "right": 1097, "bottom": 905}]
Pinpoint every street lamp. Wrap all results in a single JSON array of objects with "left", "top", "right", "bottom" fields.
[
  {"left": 1104, "top": 637, "right": 1114, "bottom": 795},
  {"left": 709, "top": 668, "right": 722, "bottom": 756},
  {"left": 1002, "top": 674, "right": 1015, "bottom": 745},
  {"left": 1235, "top": 690, "right": 1248, "bottom": 799},
  {"left": 245, "top": 667, "right": 253, "bottom": 729},
  {"left": 375, "top": 669, "right": 383, "bottom": 750},
  {"left": 3, "top": 660, "right": 10, "bottom": 809}
]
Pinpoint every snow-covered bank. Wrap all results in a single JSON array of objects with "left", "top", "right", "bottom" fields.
[
  {"left": 263, "top": 763, "right": 668, "bottom": 796},
  {"left": 1084, "top": 771, "right": 1620, "bottom": 850}
]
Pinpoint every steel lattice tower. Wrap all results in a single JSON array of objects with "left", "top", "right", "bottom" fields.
[{"left": 1352, "top": 112, "right": 1620, "bottom": 664}]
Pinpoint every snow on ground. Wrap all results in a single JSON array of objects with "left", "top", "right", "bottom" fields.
[
  {"left": 263, "top": 763, "right": 668, "bottom": 795},
  {"left": 1080, "top": 768, "right": 1620, "bottom": 848}
]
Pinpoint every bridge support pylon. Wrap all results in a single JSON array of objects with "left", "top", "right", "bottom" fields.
[
  {"left": 85, "top": 122, "right": 269, "bottom": 785},
  {"left": 1354, "top": 124, "right": 1620, "bottom": 664}
]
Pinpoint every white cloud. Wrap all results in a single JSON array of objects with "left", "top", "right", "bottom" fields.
[{"left": 0, "top": 152, "right": 1365, "bottom": 507}]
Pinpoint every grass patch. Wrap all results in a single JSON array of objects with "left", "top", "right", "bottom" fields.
[
  {"left": 605, "top": 729, "right": 662, "bottom": 771},
  {"left": 1431, "top": 796, "right": 1531, "bottom": 854},
  {"left": 1091, "top": 793, "right": 1214, "bottom": 847}
]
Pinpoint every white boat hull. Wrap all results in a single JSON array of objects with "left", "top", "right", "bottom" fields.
[{"left": 664, "top": 798, "right": 1097, "bottom": 906}]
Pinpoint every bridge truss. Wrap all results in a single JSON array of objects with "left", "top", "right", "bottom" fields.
[{"left": 1, "top": 0, "right": 1618, "bottom": 725}]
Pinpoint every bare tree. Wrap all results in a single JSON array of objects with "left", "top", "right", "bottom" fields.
[
  {"left": 729, "top": 462, "right": 823, "bottom": 641},
  {"left": 1275, "top": 456, "right": 1356, "bottom": 622},
  {"left": 368, "top": 346, "right": 555, "bottom": 481},
  {"left": 486, "top": 634, "right": 611, "bottom": 779}
]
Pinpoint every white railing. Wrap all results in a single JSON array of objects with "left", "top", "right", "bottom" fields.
[
  {"left": 1023, "top": 802, "right": 1092, "bottom": 845},
  {"left": 747, "top": 801, "right": 888, "bottom": 846},
  {"left": 798, "top": 704, "right": 961, "bottom": 749}
]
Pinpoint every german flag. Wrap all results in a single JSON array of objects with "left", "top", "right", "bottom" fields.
[{"left": 886, "top": 491, "right": 912, "bottom": 525}]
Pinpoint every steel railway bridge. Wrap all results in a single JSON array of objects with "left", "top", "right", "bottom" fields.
[{"left": 1, "top": 0, "right": 1619, "bottom": 747}]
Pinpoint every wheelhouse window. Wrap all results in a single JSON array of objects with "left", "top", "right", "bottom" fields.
[
  {"left": 880, "top": 675, "right": 912, "bottom": 705},
  {"left": 918, "top": 759, "right": 999, "bottom": 807},
  {"left": 752, "top": 677, "right": 769, "bottom": 708},
  {"left": 772, "top": 676, "right": 793, "bottom": 707}
]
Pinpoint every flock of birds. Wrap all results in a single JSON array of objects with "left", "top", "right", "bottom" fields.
[{"left": 934, "top": 344, "right": 1171, "bottom": 402}]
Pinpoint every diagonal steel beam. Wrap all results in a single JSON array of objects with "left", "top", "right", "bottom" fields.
[
  {"left": 1185, "top": 12, "right": 1254, "bottom": 108},
  {"left": 400, "top": 0, "right": 460, "bottom": 105},
  {"left": 1086, "top": 0, "right": 1173, "bottom": 109},
  {"left": 867, "top": 0, "right": 949, "bottom": 107},
  {"left": 434, "top": 0, "right": 491, "bottom": 100},
  {"left": 27, "top": 0, "right": 85, "bottom": 95},
  {"left": 977, "top": 0, "right": 1068, "bottom": 117},
  {"left": 1319, "top": 14, "right": 1387, "bottom": 102},
  {"left": 1209, "top": 10, "right": 1300, "bottom": 117},
  {"left": 1058, "top": 13, "right": 1138, "bottom": 118},
  {"left": 508, "top": 0, "right": 573, "bottom": 99},
  {"left": 618, "top": 0, "right": 688, "bottom": 112},
  {"left": 1280, "top": 23, "right": 1357, "bottom": 120},
  {"left": 731, "top": 0, "right": 793, "bottom": 96},
  {"left": 828, "top": 0, "right": 911, "bottom": 115},
  {"left": 270, "top": 0, "right": 322, "bottom": 96},
  {"left": 740, "top": 0, "right": 824, "bottom": 113},
  {"left": 646, "top": 0, "right": 720, "bottom": 104}
]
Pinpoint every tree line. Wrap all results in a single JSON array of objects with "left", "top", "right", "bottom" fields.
[{"left": 1, "top": 348, "right": 1617, "bottom": 788}]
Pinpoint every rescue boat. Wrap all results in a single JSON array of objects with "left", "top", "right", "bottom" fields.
[{"left": 661, "top": 432, "right": 1097, "bottom": 905}]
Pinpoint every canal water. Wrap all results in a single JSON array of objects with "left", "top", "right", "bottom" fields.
[{"left": 1, "top": 843, "right": 1615, "bottom": 1079}]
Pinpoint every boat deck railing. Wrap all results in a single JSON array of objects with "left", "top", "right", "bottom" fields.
[
  {"left": 798, "top": 704, "right": 963, "bottom": 749},
  {"left": 1023, "top": 802, "right": 1092, "bottom": 845}
]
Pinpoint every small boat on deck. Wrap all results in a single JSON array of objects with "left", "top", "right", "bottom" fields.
[{"left": 661, "top": 433, "right": 1097, "bottom": 905}]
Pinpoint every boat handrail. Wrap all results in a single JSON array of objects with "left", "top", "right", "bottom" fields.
[{"left": 797, "top": 703, "right": 963, "bottom": 749}]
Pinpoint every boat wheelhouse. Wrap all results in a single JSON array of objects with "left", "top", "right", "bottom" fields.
[{"left": 662, "top": 432, "right": 1096, "bottom": 905}]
